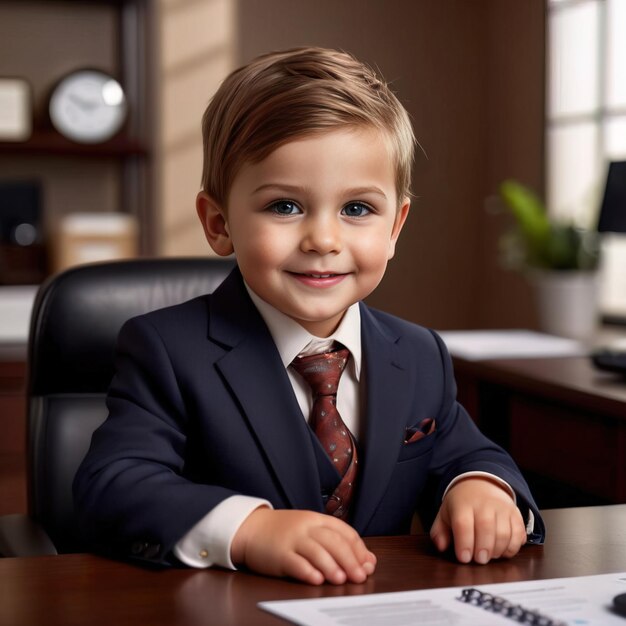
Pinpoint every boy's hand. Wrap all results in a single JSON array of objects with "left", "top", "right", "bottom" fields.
[
  {"left": 231, "top": 508, "right": 376, "bottom": 585},
  {"left": 430, "top": 477, "right": 527, "bottom": 565}
]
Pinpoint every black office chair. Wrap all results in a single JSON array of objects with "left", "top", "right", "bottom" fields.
[{"left": 0, "top": 257, "right": 235, "bottom": 556}]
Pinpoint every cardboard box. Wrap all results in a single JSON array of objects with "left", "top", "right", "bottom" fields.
[{"left": 52, "top": 212, "right": 138, "bottom": 273}]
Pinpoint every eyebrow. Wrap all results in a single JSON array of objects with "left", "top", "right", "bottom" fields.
[{"left": 252, "top": 183, "right": 388, "bottom": 199}]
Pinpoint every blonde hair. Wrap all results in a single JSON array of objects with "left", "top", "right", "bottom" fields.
[{"left": 201, "top": 47, "right": 415, "bottom": 207}]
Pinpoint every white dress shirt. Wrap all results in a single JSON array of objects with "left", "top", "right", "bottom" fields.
[{"left": 174, "top": 286, "right": 528, "bottom": 569}]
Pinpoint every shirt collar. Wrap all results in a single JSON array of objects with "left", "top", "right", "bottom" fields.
[{"left": 244, "top": 283, "right": 362, "bottom": 380}]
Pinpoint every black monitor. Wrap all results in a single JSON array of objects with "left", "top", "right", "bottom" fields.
[{"left": 598, "top": 161, "right": 626, "bottom": 233}]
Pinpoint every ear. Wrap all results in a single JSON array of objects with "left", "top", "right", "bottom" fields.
[
  {"left": 196, "top": 191, "right": 234, "bottom": 256},
  {"left": 387, "top": 197, "right": 410, "bottom": 260}
]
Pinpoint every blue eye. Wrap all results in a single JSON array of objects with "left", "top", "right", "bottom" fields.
[
  {"left": 269, "top": 200, "right": 301, "bottom": 215},
  {"left": 342, "top": 202, "right": 371, "bottom": 217}
]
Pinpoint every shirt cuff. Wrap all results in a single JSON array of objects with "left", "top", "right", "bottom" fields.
[
  {"left": 443, "top": 471, "right": 535, "bottom": 536},
  {"left": 173, "top": 495, "right": 272, "bottom": 569}
]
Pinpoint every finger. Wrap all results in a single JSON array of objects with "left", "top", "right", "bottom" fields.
[
  {"left": 344, "top": 529, "right": 377, "bottom": 573},
  {"left": 297, "top": 536, "right": 350, "bottom": 585},
  {"left": 429, "top": 512, "right": 451, "bottom": 553},
  {"left": 515, "top": 509, "right": 528, "bottom": 543},
  {"left": 344, "top": 537, "right": 377, "bottom": 576},
  {"left": 502, "top": 514, "right": 528, "bottom": 558},
  {"left": 473, "top": 508, "right": 496, "bottom": 565},
  {"left": 324, "top": 520, "right": 377, "bottom": 575},
  {"left": 312, "top": 528, "right": 368, "bottom": 584},
  {"left": 450, "top": 510, "right": 475, "bottom": 564},
  {"left": 491, "top": 513, "right": 514, "bottom": 560},
  {"left": 362, "top": 550, "right": 377, "bottom": 575},
  {"left": 282, "top": 551, "right": 325, "bottom": 585}
]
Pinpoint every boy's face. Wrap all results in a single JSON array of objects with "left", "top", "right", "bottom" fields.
[{"left": 198, "top": 127, "right": 410, "bottom": 337}]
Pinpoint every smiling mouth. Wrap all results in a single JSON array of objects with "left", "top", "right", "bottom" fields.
[{"left": 289, "top": 271, "right": 345, "bottom": 278}]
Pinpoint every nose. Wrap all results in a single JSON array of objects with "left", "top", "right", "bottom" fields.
[{"left": 300, "top": 214, "right": 343, "bottom": 255}]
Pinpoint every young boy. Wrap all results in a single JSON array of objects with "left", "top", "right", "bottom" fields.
[{"left": 74, "top": 47, "right": 544, "bottom": 585}]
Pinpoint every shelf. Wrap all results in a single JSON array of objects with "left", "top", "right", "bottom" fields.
[
  {"left": 0, "top": 131, "right": 148, "bottom": 158},
  {"left": 0, "top": 0, "right": 155, "bottom": 256}
]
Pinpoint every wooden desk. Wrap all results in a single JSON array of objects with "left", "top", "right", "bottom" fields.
[
  {"left": 1, "top": 505, "right": 625, "bottom": 626},
  {"left": 0, "top": 354, "right": 27, "bottom": 516},
  {"left": 454, "top": 355, "right": 626, "bottom": 508}
]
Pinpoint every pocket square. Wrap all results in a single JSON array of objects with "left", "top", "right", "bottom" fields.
[{"left": 404, "top": 418, "right": 436, "bottom": 444}]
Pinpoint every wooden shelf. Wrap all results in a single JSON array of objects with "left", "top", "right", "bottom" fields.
[
  {"left": 0, "top": 131, "right": 148, "bottom": 158},
  {"left": 0, "top": 0, "right": 154, "bottom": 253}
]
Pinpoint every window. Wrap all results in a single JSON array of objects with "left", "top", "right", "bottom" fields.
[{"left": 547, "top": 0, "right": 626, "bottom": 319}]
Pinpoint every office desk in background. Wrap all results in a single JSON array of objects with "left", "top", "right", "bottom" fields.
[
  {"left": 454, "top": 354, "right": 626, "bottom": 507},
  {"left": 0, "top": 283, "right": 35, "bottom": 515},
  {"left": 0, "top": 350, "right": 27, "bottom": 516},
  {"left": 1, "top": 505, "right": 625, "bottom": 626}
]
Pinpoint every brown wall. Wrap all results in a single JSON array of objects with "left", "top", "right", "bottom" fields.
[
  {"left": 235, "top": 0, "right": 546, "bottom": 330},
  {"left": 3, "top": 0, "right": 544, "bottom": 329},
  {"left": 157, "top": 0, "right": 236, "bottom": 256},
  {"left": 478, "top": 0, "right": 545, "bottom": 329}
]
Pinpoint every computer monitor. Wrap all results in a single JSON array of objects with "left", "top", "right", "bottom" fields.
[{"left": 598, "top": 161, "right": 626, "bottom": 233}]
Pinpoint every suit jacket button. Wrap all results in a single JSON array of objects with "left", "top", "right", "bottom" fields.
[{"left": 143, "top": 544, "right": 161, "bottom": 559}]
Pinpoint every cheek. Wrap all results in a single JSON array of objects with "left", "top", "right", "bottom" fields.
[
  {"left": 232, "top": 224, "right": 284, "bottom": 263},
  {"left": 352, "top": 232, "right": 395, "bottom": 269}
]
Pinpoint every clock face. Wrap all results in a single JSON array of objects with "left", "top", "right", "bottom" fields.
[{"left": 49, "top": 70, "right": 127, "bottom": 144}]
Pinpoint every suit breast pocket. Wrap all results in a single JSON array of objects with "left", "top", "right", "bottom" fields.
[{"left": 397, "top": 431, "right": 436, "bottom": 463}]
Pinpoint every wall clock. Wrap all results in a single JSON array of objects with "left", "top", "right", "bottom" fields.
[{"left": 49, "top": 69, "right": 127, "bottom": 144}]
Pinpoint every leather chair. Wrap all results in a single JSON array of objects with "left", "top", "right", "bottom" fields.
[{"left": 0, "top": 257, "right": 235, "bottom": 556}]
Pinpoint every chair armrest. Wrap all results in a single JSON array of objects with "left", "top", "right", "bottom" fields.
[{"left": 0, "top": 514, "right": 58, "bottom": 557}]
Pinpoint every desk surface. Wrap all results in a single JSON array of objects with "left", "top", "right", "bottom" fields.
[
  {"left": 454, "top": 354, "right": 626, "bottom": 420},
  {"left": 1, "top": 505, "right": 626, "bottom": 626}
]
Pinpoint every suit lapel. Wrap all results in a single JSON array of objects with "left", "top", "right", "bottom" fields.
[
  {"left": 208, "top": 269, "right": 323, "bottom": 512},
  {"left": 352, "top": 305, "right": 413, "bottom": 532}
]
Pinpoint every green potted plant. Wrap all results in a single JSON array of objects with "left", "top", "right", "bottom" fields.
[{"left": 498, "top": 179, "right": 601, "bottom": 339}]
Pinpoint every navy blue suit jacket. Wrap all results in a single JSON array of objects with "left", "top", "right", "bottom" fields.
[{"left": 74, "top": 268, "right": 544, "bottom": 565}]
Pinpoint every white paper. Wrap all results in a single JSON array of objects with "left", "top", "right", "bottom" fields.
[
  {"left": 437, "top": 329, "right": 587, "bottom": 360},
  {"left": 0, "top": 285, "right": 37, "bottom": 343},
  {"left": 259, "top": 571, "right": 626, "bottom": 626}
]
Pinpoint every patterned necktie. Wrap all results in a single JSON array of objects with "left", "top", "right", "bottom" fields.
[{"left": 291, "top": 346, "right": 357, "bottom": 520}]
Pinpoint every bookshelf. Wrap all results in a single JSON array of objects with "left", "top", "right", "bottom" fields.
[
  {"left": 0, "top": 0, "right": 155, "bottom": 505},
  {"left": 0, "top": 0, "right": 155, "bottom": 283}
]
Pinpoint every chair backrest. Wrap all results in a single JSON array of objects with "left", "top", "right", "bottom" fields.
[{"left": 26, "top": 257, "right": 235, "bottom": 552}]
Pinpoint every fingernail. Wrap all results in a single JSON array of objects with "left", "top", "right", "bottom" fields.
[
  {"left": 477, "top": 550, "right": 489, "bottom": 564},
  {"left": 334, "top": 569, "right": 347, "bottom": 584},
  {"left": 347, "top": 567, "right": 364, "bottom": 583},
  {"left": 362, "top": 561, "right": 375, "bottom": 575},
  {"left": 460, "top": 549, "right": 471, "bottom": 563}
]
